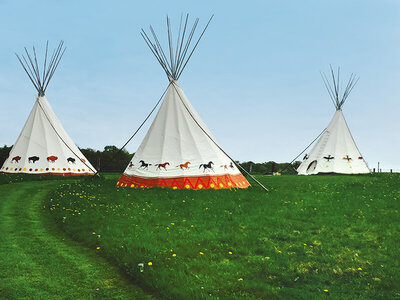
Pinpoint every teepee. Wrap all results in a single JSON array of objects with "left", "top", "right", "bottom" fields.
[
  {"left": 0, "top": 41, "right": 96, "bottom": 176},
  {"left": 117, "top": 15, "right": 249, "bottom": 189},
  {"left": 297, "top": 67, "right": 370, "bottom": 175}
]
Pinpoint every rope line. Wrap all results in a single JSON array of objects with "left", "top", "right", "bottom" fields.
[
  {"left": 36, "top": 98, "right": 96, "bottom": 174},
  {"left": 93, "top": 85, "right": 169, "bottom": 176},
  {"left": 170, "top": 81, "right": 269, "bottom": 192},
  {"left": 279, "top": 128, "right": 327, "bottom": 174}
]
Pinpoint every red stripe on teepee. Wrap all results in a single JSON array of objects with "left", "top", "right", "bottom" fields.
[{"left": 117, "top": 173, "right": 250, "bottom": 190}]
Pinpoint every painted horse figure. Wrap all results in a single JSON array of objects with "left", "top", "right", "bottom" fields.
[
  {"left": 155, "top": 162, "right": 170, "bottom": 171},
  {"left": 199, "top": 161, "right": 214, "bottom": 173},
  {"left": 177, "top": 161, "right": 191, "bottom": 170},
  {"left": 139, "top": 160, "right": 151, "bottom": 170}
]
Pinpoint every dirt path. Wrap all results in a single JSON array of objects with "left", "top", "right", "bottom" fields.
[{"left": 0, "top": 181, "right": 152, "bottom": 299}]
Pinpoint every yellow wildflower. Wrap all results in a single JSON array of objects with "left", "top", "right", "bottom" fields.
[
  {"left": 323, "top": 289, "right": 328, "bottom": 293},
  {"left": 373, "top": 277, "right": 381, "bottom": 281},
  {"left": 228, "top": 251, "right": 233, "bottom": 255},
  {"left": 358, "top": 267, "right": 362, "bottom": 271},
  {"left": 238, "top": 278, "right": 243, "bottom": 281},
  {"left": 199, "top": 252, "right": 204, "bottom": 255},
  {"left": 172, "top": 253, "right": 176, "bottom": 257},
  {"left": 265, "top": 256, "right": 270, "bottom": 260},
  {"left": 96, "top": 247, "right": 100, "bottom": 250},
  {"left": 148, "top": 262, "right": 153, "bottom": 266}
]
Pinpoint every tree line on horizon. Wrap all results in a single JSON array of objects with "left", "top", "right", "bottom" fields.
[{"left": 0, "top": 145, "right": 300, "bottom": 174}]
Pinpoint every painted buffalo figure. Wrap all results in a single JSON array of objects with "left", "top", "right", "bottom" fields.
[
  {"left": 47, "top": 156, "right": 58, "bottom": 163},
  {"left": 12, "top": 156, "right": 21, "bottom": 163},
  {"left": 67, "top": 157, "right": 76, "bottom": 164},
  {"left": 28, "top": 156, "right": 40, "bottom": 163}
]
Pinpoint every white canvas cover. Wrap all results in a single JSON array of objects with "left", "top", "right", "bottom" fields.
[
  {"left": 1, "top": 96, "right": 96, "bottom": 175},
  {"left": 297, "top": 109, "right": 369, "bottom": 175},
  {"left": 122, "top": 81, "right": 242, "bottom": 179}
]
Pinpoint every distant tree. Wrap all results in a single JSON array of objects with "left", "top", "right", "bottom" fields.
[
  {"left": 80, "top": 146, "right": 132, "bottom": 173},
  {"left": 0, "top": 145, "right": 12, "bottom": 166}
]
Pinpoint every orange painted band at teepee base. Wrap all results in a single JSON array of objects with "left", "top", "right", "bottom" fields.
[{"left": 117, "top": 173, "right": 250, "bottom": 189}]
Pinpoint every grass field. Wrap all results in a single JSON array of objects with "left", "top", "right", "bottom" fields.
[
  {"left": 42, "top": 173, "right": 400, "bottom": 299},
  {"left": 0, "top": 177, "right": 152, "bottom": 299}
]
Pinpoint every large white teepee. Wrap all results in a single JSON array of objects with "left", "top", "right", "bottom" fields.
[
  {"left": 0, "top": 42, "right": 96, "bottom": 176},
  {"left": 297, "top": 67, "right": 370, "bottom": 175},
  {"left": 117, "top": 15, "right": 249, "bottom": 189}
]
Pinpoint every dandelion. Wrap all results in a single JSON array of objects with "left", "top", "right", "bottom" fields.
[
  {"left": 172, "top": 253, "right": 177, "bottom": 257},
  {"left": 148, "top": 262, "right": 153, "bottom": 266},
  {"left": 228, "top": 251, "right": 233, "bottom": 255},
  {"left": 96, "top": 288, "right": 100, "bottom": 291},
  {"left": 96, "top": 247, "right": 100, "bottom": 250},
  {"left": 265, "top": 256, "right": 270, "bottom": 260},
  {"left": 199, "top": 252, "right": 204, "bottom": 255},
  {"left": 92, "top": 232, "right": 96, "bottom": 234},
  {"left": 373, "top": 277, "right": 381, "bottom": 281},
  {"left": 358, "top": 267, "right": 362, "bottom": 271},
  {"left": 323, "top": 289, "right": 328, "bottom": 293},
  {"left": 238, "top": 278, "right": 243, "bottom": 281},
  {"left": 171, "top": 222, "right": 175, "bottom": 225}
]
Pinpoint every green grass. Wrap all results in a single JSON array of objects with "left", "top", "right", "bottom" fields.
[
  {"left": 0, "top": 179, "right": 152, "bottom": 299},
  {"left": 45, "top": 174, "right": 400, "bottom": 299}
]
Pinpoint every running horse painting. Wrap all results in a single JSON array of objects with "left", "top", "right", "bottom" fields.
[
  {"left": 199, "top": 161, "right": 214, "bottom": 173},
  {"left": 177, "top": 161, "right": 191, "bottom": 170},
  {"left": 155, "top": 162, "right": 170, "bottom": 171},
  {"left": 138, "top": 160, "right": 152, "bottom": 170}
]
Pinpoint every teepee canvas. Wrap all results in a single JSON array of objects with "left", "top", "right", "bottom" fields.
[
  {"left": 0, "top": 42, "right": 96, "bottom": 176},
  {"left": 297, "top": 67, "right": 370, "bottom": 175},
  {"left": 117, "top": 15, "right": 249, "bottom": 189}
]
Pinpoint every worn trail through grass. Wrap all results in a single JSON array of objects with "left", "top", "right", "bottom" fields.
[{"left": 0, "top": 181, "right": 152, "bottom": 299}]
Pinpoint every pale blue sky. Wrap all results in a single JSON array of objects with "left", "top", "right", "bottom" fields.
[{"left": 0, "top": 0, "right": 399, "bottom": 170}]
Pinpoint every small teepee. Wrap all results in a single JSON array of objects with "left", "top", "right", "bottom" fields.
[
  {"left": 117, "top": 15, "right": 250, "bottom": 189},
  {"left": 297, "top": 67, "right": 370, "bottom": 175},
  {"left": 0, "top": 41, "right": 96, "bottom": 176}
]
